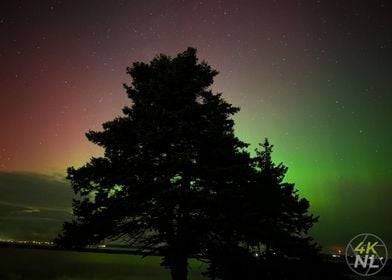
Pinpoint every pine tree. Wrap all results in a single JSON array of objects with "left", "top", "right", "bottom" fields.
[
  {"left": 204, "top": 139, "right": 319, "bottom": 280},
  {"left": 55, "top": 48, "right": 249, "bottom": 280},
  {"left": 249, "top": 139, "right": 318, "bottom": 256}
]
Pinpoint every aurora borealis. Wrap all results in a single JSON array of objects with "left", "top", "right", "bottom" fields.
[{"left": 0, "top": 1, "right": 391, "bottom": 252}]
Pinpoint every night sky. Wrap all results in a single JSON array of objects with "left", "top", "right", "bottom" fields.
[{"left": 0, "top": 0, "right": 391, "bottom": 253}]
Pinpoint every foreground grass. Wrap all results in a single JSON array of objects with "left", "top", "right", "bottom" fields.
[{"left": 0, "top": 248, "right": 208, "bottom": 280}]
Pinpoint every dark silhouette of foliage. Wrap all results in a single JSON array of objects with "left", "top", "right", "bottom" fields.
[
  {"left": 201, "top": 139, "right": 320, "bottom": 280},
  {"left": 55, "top": 48, "right": 323, "bottom": 280},
  {"left": 247, "top": 139, "right": 319, "bottom": 257},
  {"left": 55, "top": 48, "right": 250, "bottom": 280}
]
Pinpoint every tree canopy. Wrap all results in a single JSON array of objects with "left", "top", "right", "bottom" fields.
[{"left": 55, "top": 48, "right": 319, "bottom": 280}]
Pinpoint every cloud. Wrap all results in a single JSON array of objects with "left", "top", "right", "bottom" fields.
[
  {"left": 0, "top": 172, "right": 74, "bottom": 241},
  {"left": 0, "top": 172, "right": 73, "bottom": 210}
]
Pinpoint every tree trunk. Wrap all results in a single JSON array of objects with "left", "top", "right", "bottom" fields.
[{"left": 170, "top": 255, "right": 188, "bottom": 280}]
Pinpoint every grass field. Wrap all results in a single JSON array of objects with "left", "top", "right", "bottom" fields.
[
  {"left": 0, "top": 248, "right": 208, "bottom": 280},
  {"left": 1, "top": 247, "right": 391, "bottom": 280}
]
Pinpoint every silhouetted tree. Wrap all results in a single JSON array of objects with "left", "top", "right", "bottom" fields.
[
  {"left": 55, "top": 48, "right": 250, "bottom": 280},
  {"left": 247, "top": 139, "right": 319, "bottom": 256},
  {"left": 202, "top": 139, "right": 319, "bottom": 280}
]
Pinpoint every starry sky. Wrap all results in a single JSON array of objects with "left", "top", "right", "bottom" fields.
[{"left": 0, "top": 0, "right": 391, "bottom": 253}]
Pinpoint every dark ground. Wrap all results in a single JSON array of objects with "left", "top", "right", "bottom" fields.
[{"left": 0, "top": 244, "right": 390, "bottom": 280}]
